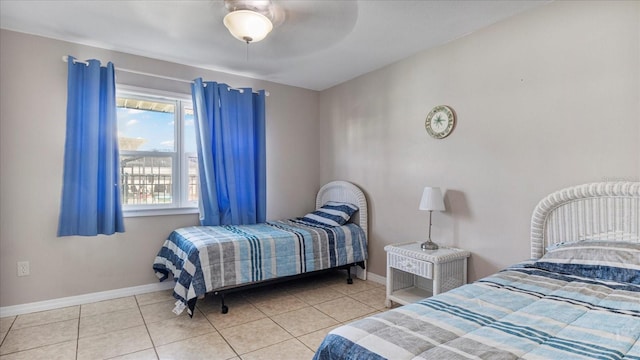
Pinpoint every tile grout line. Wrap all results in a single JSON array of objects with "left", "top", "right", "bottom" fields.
[
  {"left": 0, "top": 314, "right": 79, "bottom": 358},
  {"left": 134, "top": 294, "right": 161, "bottom": 360},
  {"left": 144, "top": 303, "right": 236, "bottom": 356},
  {"left": 207, "top": 292, "right": 318, "bottom": 356},
  {"left": 79, "top": 301, "right": 139, "bottom": 319},
  {"left": 78, "top": 299, "right": 154, "bottom": 360},
  {"left": 209, "top": 303, "right": 282, "bottom": 357},
  {"left": 274, "top": 311, "right": 335, "bottom": 354},
  {"left": 76, "top": 304, "right": 81, "bottom": 360},
  {"left": 194, "top": 306, "right": 240, "bottom": 359},
  {"left": 0, "top": 316, "right": 16, "bottom": 349},
  {"left": 3, "top": 309, "right": 80, "bottom": 331},
  {"left": 212, "top": 279, "right": 383, "bottom": 354},
  {"left": 240, "top": 337, "right": 306, "bottom": 358}
]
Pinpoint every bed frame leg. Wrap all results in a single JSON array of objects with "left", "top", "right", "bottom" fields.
[
  {"left": 220, "top": 293, "right": 228, "bottom": 314},
  {"left": 346, "top": 266, "right": 353, "bottom": 284}
]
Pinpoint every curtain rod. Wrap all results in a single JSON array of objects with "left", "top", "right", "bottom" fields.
[{"left": 62, "top": 56, "right": 269, "bottom": 96}]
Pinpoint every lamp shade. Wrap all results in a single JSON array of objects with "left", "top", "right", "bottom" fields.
[
  {"left": 223, "top": 10, "right": 273, "bottom": 43},
  {"left": 419, "top": 187, "right": 445, "bottom": 211}
]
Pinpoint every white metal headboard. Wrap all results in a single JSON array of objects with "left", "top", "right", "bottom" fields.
[
  {"left": 316, "top": 181, "right": 368, "bottom": 240},
  {"left": 530, "top": 182, "right": 640, "bottom": 259}
]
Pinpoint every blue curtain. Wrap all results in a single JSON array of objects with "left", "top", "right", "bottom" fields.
[
  {"left": 57, "top": 56, "right": 124, "bottom": 236},
  {"left": 191, "top": 79, "right": 266, "bottom": 226}
]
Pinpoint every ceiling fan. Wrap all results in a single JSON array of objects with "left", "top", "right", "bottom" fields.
[{"left": 223, "top": 0, "right": 285, "bottom": 43}]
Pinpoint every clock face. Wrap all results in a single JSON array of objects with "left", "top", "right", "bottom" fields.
[{"left": 425, "top": 105, "right": 455, "bottom": 139}]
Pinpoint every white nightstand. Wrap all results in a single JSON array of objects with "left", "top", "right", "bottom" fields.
[{"left": 384, "top": 242, "right": 470, "bottom": 307}]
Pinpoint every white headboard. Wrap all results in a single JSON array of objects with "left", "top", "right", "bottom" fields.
[
  {"left": 530, "top": 182, "right": 640, "bottom": 259},
  {"left": 316, "top": 181, "right": 368, "bottom": 240}
]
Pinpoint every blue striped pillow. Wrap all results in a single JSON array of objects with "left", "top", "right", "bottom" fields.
[
  {"left": 532, "top": 240, "right": 640, "bottom": 284},
  {"left": 300, "top": 201, "right": 358, "bottom": 227}
]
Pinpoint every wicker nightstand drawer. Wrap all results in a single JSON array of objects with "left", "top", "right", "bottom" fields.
[
  {"left": 388, "top": 252, "right": 433, "bottom": 278},
  {"left": 384, "top": 242, "right": 470, "bottom": 307}
]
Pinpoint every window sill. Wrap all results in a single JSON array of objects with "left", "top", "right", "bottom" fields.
[{"left": 123, "top": 207, "right": 199, "bottom": 218}]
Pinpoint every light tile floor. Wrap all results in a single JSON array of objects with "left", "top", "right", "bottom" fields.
[{"left": 0, "top": 271, "right": 389, "bottom": 360}]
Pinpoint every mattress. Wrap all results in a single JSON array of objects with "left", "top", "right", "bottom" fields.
[
  {"left": 153, "top": 219, "right": 368, "bottom": 315},
  {"left": 314, "top": 262, "right": 640, "bottom": 360}
]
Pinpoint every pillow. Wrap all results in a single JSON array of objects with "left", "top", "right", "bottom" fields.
[
  {"left": 299, "top": 201, "right": 358, "bottom": 227},
  {"left": 531, "top": 240, "right": 640, "bottom": 284}
]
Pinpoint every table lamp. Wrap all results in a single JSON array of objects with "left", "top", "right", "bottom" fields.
[{"left": 419, "top": 187, "right": 445, "bottom": 250}]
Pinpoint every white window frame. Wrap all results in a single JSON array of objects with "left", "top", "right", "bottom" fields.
[{"left": 117, "top": 85, "right": 199, "bottom": 217}]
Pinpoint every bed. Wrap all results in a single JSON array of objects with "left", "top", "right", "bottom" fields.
[
  {"left": 153, "top": 180, "right": 369, "bottom": 316},
  {"left": 314, "top": 181, "right": 640, "bottom": 360}
]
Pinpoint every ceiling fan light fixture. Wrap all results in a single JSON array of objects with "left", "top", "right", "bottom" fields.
[{"left": 223, "top": 9, "right": 273, "bottom": 43}]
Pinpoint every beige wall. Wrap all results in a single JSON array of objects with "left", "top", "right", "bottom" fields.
[
  {"left": 319, "top": 1, "right": 640, "bottom": 280},
  {"left": 0, "top": 30, "right": 320, "bottom": 307}
]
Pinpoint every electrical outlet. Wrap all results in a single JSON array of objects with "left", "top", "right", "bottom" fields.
[{"left": 17, "top": 261, "right": 30, "bottom": 276}]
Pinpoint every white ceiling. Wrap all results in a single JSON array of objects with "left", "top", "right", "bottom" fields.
[{"left": 0, "top": 0, "right": 549, "bottom": 91}]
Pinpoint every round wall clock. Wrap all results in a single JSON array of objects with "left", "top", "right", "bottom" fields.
[{"left": 425, "top": 105, "right": 456, "bottom": 139}]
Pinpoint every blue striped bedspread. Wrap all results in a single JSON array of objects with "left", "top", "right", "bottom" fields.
[
  {"left": 314, "top": 263, "right": 640, "bottom": 360},
  {"left": 153, "top": 220, "right": 367, "bottom": 315}
]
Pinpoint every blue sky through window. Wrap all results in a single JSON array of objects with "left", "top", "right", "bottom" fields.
[{"left": 117, "top": 107, "right": 196, "bottom": 153}]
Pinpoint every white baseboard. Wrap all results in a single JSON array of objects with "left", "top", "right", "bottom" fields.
[
  {"left": 0, "top": 281, "right": 175, "bottom": 317},
  {"left": 1, "top": 272, "right": 387, "bottom": 318},
  {"left": 366, "top": 272, "right": 386, "bottom": 286}
]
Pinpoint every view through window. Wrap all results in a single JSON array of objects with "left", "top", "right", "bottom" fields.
[{"left": 117, "top": 93, "right": 198, "bottom": 211}]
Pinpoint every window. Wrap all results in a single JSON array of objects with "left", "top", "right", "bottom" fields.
[{"left": 116, "top": 89, "right": 198, "bottom": 216}]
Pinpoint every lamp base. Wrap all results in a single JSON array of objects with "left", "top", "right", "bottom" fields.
[{"left": 420, "top": 240, "right": 439, "bottom": 251}]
